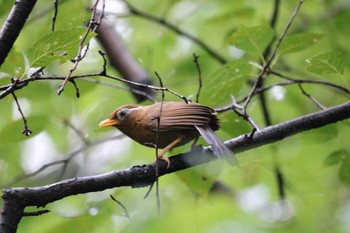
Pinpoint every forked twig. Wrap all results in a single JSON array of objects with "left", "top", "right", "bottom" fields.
[
  {"left": 193, "top": 53, "right": 202, "bottom": 103},
  {"left": 243, "top": 0, "right": 305, "bottom": 112},
  {"left": 57, "top": 0, "right": 105, "bottom": 95}
]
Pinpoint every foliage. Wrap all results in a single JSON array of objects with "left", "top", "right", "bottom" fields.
[{"left": 0, "top": 0, "right": 350, "bottom": 232}]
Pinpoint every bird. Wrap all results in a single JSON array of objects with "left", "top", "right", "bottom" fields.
[{"left": 99, "top": 101, "right": 236, "bottom": 167}]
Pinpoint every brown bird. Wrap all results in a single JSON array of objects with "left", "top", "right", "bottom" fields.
[{"left": 99, "top": 101, "right": 236, "bottom": 167}]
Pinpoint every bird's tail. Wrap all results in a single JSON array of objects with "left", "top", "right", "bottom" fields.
[{"left": 194, "top": 125, "right": 238, "bottom": 166}]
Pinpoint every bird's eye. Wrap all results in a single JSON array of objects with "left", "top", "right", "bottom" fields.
[{"left": 116, "top": 108, "right": 130, "bottom": 121}]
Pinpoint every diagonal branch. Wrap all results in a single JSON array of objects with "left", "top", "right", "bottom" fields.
[
  {"left": 1, "top": 100, "right": 350, "bottom": 232},
  {"left": 0, "top": 0, "right": 38, "bottom": 67}
]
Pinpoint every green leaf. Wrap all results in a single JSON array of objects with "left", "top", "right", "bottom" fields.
[
  {"left": 28, "top": 28, "right": 96, "bottom": 67},
  {"left": 201, "top": 60, "right": 251, "bottom": 106},
  {"left": 305, "top": 52, "right": 346, "bottom": 75},
  {"left": 279, "top": 33, "right": 324, "bottom": 54},
  {"left": 227, "top": 25, "right": 275, "bottom": 55},
  {"left": 324, "top": 149, "right": 349, "bottom": 166}
]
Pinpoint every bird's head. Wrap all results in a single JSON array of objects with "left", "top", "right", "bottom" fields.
[{"left": 99, "top": 104, "right": 142, "bottom": 128}]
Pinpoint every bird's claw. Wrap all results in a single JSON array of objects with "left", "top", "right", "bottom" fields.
[{"left": 157, "top": 156, "right": 170, "bottom": 169}]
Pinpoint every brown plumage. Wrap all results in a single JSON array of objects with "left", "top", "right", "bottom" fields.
[{"left": 99, "top": 102, "right": 236, "bottom": 167}]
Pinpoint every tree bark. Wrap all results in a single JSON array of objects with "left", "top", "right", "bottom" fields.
[{"left": 0, "top": 0, "right": 38, "bottom": 67}]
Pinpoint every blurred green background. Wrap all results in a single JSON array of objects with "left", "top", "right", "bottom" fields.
[{"left": 1, "top": 0, "right": 350, "bottom": 232}]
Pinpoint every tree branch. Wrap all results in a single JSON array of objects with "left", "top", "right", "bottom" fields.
[
  {"left": 0, "top": 0, "right": 38, "bottom": 67},
  {"left": 1, "top": 100, "right": 350, "bottom": 232}
]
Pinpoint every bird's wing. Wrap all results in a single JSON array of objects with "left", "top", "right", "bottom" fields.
[{"left": 146, "top": 102, "right": 214, "bottom": 131}]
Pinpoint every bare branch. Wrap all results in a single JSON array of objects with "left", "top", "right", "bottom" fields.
[
  {"left": 57, "top": 0, "right": 104, "bottom": 95},
  {"left": 271, "top": 70, "right": 350, "bottom": 94},
  {"left": 243, "top": 0, "right": 305, "bottom": 112},
  {"left": 0, "top": 0, "right": 38, "bottom": 67},
  {"left": 193, "top": 53, "right": 202, "bottom": 103},
  {"left": 297, "top": 83, "right": 326, "bottom": 110},
  {"left": 0, "top": 67, "right": 185, "bottom": 102},
  {"left": 51, "top": 0, "right": 59, "bottom": 31},
  {"left": 11, "top": 81, "right": 32, "bottom": 136},
  {"left": 229, "top": 95, "right": 260, "bottom": 131}
]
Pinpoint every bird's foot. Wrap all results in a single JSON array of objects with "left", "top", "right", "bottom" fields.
[{"left": 156, "top": 156, "right": 171, "bottom": 169}]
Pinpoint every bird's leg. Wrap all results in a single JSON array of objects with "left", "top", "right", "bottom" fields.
[
  {"left": 157, "top": 135, "right": 184, "bottom": 168},
  {"left": 190, "top": 136, "right": 203, "bottom": 153},
  {"left": 191, "top": 136, "right": 200, "bottom": 148}
]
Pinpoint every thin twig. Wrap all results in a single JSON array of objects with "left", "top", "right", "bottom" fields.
[
  {"left": 216, "top": 78, "right": 349, "bottom": 114},
  {"left": 124, "top": 1, "right": 227, "bottom": 64},
  {"left": 23, "top": 210, "right": 50, "bottom": 217},
  {"left": 297, "top": 83, "right": 326, "bottom": 109},
  {"left": 266, "top": 0, "right": 285, "bottom": 204},
  {"left": 0, "top": 67, "right": 44, "bottom": 99},
  {"left": 263, "top": 0, "right": 281, "bottom": 59},
  {"left": 0, "top": 51, "right": 184, "bottom": 102},
  {"left": 57, "top": 0, "right": 104, "bottom": 95},
  {"left": 70, "top": 79, "right": 80, "bottom": 98},
  {"left": 51, "top": 0, "right": 59, "bottom": 31},
  {"left": 105, "top": 73, "right": 189, "bottom": 102},
  {"left": 97, "top": 50, "right": 187, "bottom": 102},
  {"left": 154, "top": 71, "right": 165, "bottom": 213},
  {"left": 230, "top": 95, "right": 260, "bottom": 131},
  {"left": 243, "top": 0, "right": 305, "bottom": 112},
  {"left": 82, "top": 77, "right": 157, "bottom": 102},
  {"left": 267, "top": 0, "right": 305, "bottom": 68},
  {"left": 99, "top": 50, "right": 107, "bottom": 75},
  {"left": 143, "top": 182, "right": 154, "bottom": 199},
  {"left": 110, "top": 195, "right": 130, "bottom": 219},
  {"left": 274, "top": 165, "right": 285, "bottom": 200},
  {"left": 193, "top": 53, "right": 202, "bottom": 103},
  {"left": 11, "top": 80, "right": 32, "bottom": 136},
  {"left": 2, "top": 134, "right": 124, "bottom": 187},
  {"left": 0, "top": 67, "right": 185, "bottom": 103},
  {"left": 271, "top": 70, "right": 350, "bottom": 94}
]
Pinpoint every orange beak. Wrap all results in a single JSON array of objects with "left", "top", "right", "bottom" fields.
[{"left": 99, "top": 118, "right": 118, "bottom": 128}]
